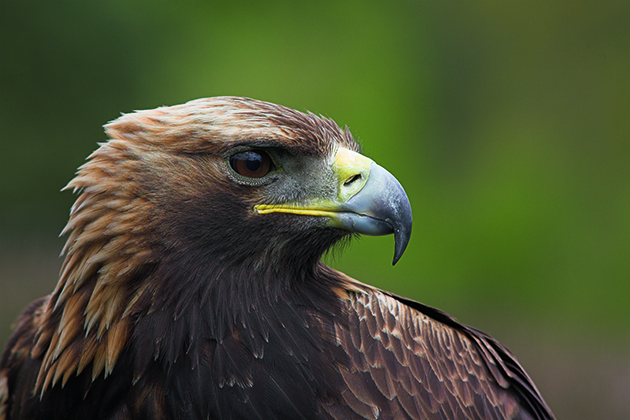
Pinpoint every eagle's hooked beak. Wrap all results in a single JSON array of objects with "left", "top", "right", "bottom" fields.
[{"left": 255, "top": 148, "right": 413, "bottom": 265}]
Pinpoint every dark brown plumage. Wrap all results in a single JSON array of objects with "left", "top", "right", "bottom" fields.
[{"left": 0, "top": 97, "right": 555, "bottom": 420}]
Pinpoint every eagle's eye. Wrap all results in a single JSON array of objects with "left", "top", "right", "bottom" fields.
[{"left": 230, "top": 150, "right": 274, "bottom": 179}]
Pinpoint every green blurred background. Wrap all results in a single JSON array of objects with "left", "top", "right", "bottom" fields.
[{"left": 1, "top": 1, "right": 629, "bottom": 418}]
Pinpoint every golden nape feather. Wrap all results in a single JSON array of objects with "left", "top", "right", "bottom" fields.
[{"left": 1, "top": 97, "right": 555, "bottom": 420}]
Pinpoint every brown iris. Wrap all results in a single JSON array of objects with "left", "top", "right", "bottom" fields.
[{"left": 230, "top": 150, "right": 273, "bottom": 178}]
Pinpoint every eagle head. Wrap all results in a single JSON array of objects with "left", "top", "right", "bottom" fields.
[{"left": 88, "top": 96, "right": 412, "bottom": 271}]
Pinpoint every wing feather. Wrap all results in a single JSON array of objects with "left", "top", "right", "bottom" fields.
[{"left": 325, "top": 288, "right": 553, "bottom": 420}]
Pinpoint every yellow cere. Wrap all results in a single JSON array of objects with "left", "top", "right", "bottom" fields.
[{"left": 333, "top": 147, "right": 372, "bottom": 202}]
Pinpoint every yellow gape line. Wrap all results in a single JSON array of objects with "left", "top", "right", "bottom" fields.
[{"left": 254, "top": 205, "right": 336, "bottom": 217}]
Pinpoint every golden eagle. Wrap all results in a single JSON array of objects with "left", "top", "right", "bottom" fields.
[{"left": 0, "top": 97, "right": 555, "bottom": 420}]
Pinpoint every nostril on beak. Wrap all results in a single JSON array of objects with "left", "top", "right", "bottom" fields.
[{"left": 344, "top": 174, "right": 362, "bottom": 186}]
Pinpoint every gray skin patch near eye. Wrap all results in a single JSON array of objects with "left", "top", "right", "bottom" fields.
[{"left": 263, "top": 153, "right": 338, "bottom": 206}]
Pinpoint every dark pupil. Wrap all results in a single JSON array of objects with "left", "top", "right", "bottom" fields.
[{"left": 245, "top": 153, "right": 261, "bottom": 171}]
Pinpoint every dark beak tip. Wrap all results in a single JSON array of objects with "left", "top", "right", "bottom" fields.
[
  {"left": 391, "top": 197, "right": 413, "bottom": 265},
  {"left": 392, "top": 225, "right": 411, "bottom": 265}
]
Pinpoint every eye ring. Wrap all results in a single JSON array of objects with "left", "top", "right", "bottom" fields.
[{"left": 229, "top": 150, "right": 274, "bottom": 179}]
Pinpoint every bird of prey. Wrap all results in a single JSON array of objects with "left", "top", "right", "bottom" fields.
[{"left": 0, "top": 97, "right": 555, "bottom": 420}]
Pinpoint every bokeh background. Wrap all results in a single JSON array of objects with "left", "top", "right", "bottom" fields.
[{"left": 1, "top": 2, "right": 629, "bottom": 418}]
